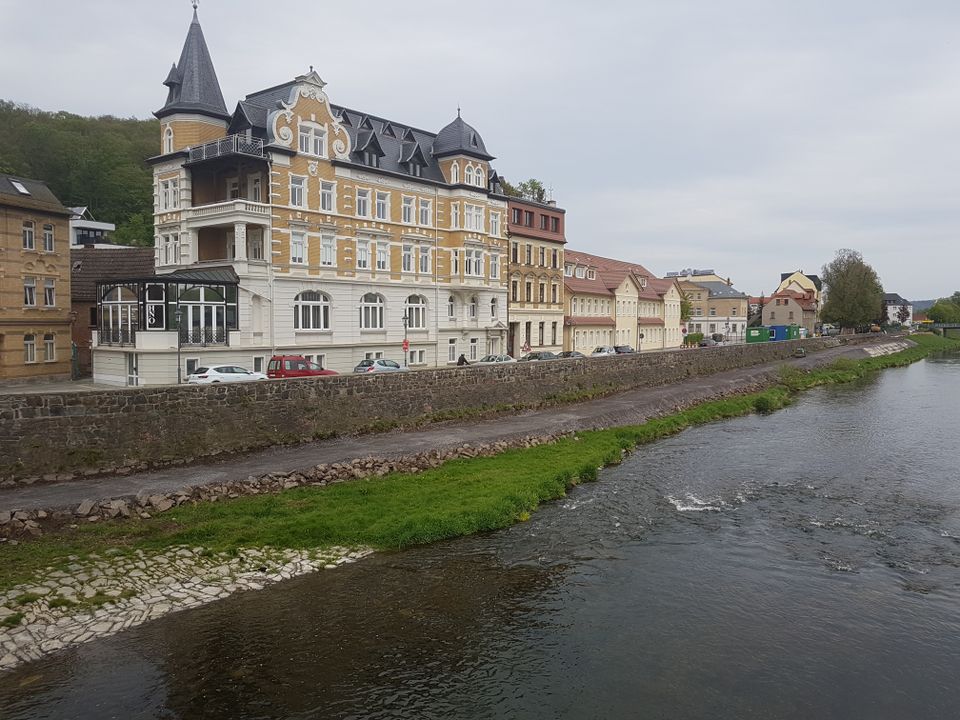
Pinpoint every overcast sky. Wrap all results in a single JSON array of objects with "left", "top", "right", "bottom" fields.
[{"left": 2, "top": 0, "right": 958, "bottom": 299}]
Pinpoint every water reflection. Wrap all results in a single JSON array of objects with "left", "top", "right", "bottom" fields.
[{"left": 3, "top": 356, "right": 960, "bottom": 719}]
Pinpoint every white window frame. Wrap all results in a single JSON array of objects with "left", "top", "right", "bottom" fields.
[
  {"left": 470, "top": 337, "right": 478, "bottom": 360},
  {"left": 401, "top": 196, "right": 414, "bottom": 224},
  {"left": 451, "top": 203, "right": 460, "bottom": 229},
  {"left": 475, "top": 167, "right": 485, "bottom": 188},
  {"left": 43, "top": 333, "right": 56, "bottom": 362},
  {"left": 448, "top": 337, "right": 457, "bottom": 362},
  {"left": 405, "top": 295, "right": 427, "bottom": 329},
  {"left": 356, "top": 189, "right": 370, "bottom": 218},
  {"left": 419, "top": 198, "right": 432, "bottom": 226},
  {"left": 490, "top": 298, "right": 498, "bottom": 318},
  {"left": 23, "top": 334, "right": 36, "bottom": 364},
  {"left": 23, "top": 277, "right": 36, "bottom": 306},
  {"left": 320, "top": 181, "right": 336, "bottom": 212},
  {"left": 465, "top": 165, "right": 474, "bottom": 185},
  {"left": 164, "top": 126, "right": 174, "bottom": 154},
  {"left": 402, "top": 244, "right": 414, "bottom": 273},
  {"left": 294, "top": 291, "right": 331, "bottom": 331},
  {"left": 464, "top": 249, "right": 483, "bottom": 277},
  {"left": 490, "top": 212, "right": 500, "bottom": 237},
  {"left": 22, "top": 221, "right": 35, "bottom": 250},
  {"left": 419, "top": 246, "right": 431, "bottom": 274},
  {"left": 290, "top": 176, "right": 306, "bottom": 208},
  {"left": 451, "top": 162, "right": 460, "bottom": 184},
  {"left": 291, "top": 231, "right": 307, "bottom": 265},
  {"left": 490, "top": 253, "right": 500, "bottom": 279},
  {"left": 356, "top": 239, "right": 370, "bottom": 269},
  {"left": 359, "top": 293, "right": 385, "bottom": 330},
  {"left": 375, "top": 191, "right": 390, "bottom": 220},
  {"left": 320, "top": 235, "right": 335, "bottom": 267},
  {"left": 376, "top": 242, "right": 389, "bottom": 271},
  {"left": 42, "top": 224, "right": 55, "bottom": 252},
  {"left": 44, "top": 278, "right": 56, "bottom": 307},
  {"left": 298, "top": 123, "right": 327, "bottom": 158}
]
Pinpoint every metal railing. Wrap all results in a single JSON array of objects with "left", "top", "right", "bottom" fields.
[
  {"left": 187, "top": 199, "right": 270, "bottom": 219},
  {"left": 98, "top": 326, "right": 137, "bottom": 346},
  {"left": 180, "top": 327, "right": 229, "bottom": 346},
  {"left": 189, "top": 134, "right": 264, "bottom": 162}
]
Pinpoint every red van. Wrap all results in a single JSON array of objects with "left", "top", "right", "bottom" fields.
[{"left": 267, "top": 355, "right": 339, "bottom": 379}]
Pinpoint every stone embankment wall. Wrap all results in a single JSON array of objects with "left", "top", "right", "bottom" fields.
[{"left": 0, "top": 338, "right": 840, "bottom": 483}]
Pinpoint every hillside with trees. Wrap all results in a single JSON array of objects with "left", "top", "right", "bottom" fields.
[{"left": 0, "top": 101, "right": 157, "bottom": 245}]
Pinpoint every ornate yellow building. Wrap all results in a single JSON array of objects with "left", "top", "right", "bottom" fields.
[{"left": 93, "top": 7, "right": 508, "bottom": 384}]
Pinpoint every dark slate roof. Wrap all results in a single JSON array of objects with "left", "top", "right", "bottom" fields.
[
  {"left": 156, "top": 9, "right": 229, "bottom": 121},
  {"left": 71, "top": 247, "right": 156, "bottom": 302},
  {"left": 432, "top": 114, "right": 493, "bottom": 160},
  {"left": 0, "top": 173, "right": 71, "bottom": 215},
  {"left": 884, "top": 293, "right": 909, "bottom": 305},
  {"left": 164, "top": 266, "right": 239, "bottom": 284},
  {"left": 696, "top": 280, "right": 749, "bottom": 299},
  {"left": 780, "top": 271, "right": 822, "bottom": 291}
]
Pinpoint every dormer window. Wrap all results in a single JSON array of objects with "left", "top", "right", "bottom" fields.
[
  {"left": 362, "top": 151, "right": 379, "bottom": 168},
  {"left": 298, "top": 123, "right": 327, "bottom": 157},
  {"left": 587, "top": 269, "right": 596, "bottom": 280},
  {"left": 407, "top": 162, "right": 422, "bottom": 177},
  {"left": 575, "top": 267, "right": 586, "bottom": 279}
]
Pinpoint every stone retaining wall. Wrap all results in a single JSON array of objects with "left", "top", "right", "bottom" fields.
[{"left": 0, "top": 338, "right": 841, "bottom": 483}]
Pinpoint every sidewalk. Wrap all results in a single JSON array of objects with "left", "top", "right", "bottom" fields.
[{"left": 0, "top": 342, "right": 886, "bottom": 513}]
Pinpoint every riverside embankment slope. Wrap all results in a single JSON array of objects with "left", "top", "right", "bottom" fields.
[{"left": 0, "top": 337, "right": 902, "bottom": 516}]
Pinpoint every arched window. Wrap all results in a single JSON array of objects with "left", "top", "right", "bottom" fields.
[
  {"left": 490, "top": 297, "right": 498, "bottom": 318},
  {"left": 451, "top": 162, "right": 460, "bottom": 184},
  {"left": 447, "top": 295, "right": 455, "bottom": 318},
  {"left": 164, "top": 126, "right": 174, "bottom": 154},
  {"left": 359, "top": 292, "right": 384, "bottom": 329},
  {"left": 475, "top": 167, "right": 484, "bottom": 188},
  {"left": 294, "top": 290, "right": 330, "bottom": 330},
  {"left": 465, "top": 165, "right": 474, "bottom": 185},
  {"left": 100, "top": 285, "right": 139, "bottom": 343},
  {"left": 469, "top": 296, "right": 478, "bottom": 319},
  {"left": 178, "top": 285, "right": 228, "bottom": 344},
  {"left": 405, "top": 294, "right": 426, "bottom": 329}
]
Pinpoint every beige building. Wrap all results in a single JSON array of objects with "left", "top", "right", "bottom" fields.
[
  {"left": 762, "top": 290, "right": 818, "bottom": 333},
  {"left": 674, "top": 272, "right": 749, "bottom": 341},
  {"left": 641, "top": 278, "right": 685, "bottom": 350},
  {"left": 92, "top": 8, "right": 509, "bottom": 384},
  {"left": 506, "top": 197, "right": 565, "bottom": 356},
  {"left": 0, "top": 174, "right": 73, "bottom": 381}
]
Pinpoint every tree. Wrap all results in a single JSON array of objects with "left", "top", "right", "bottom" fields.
[
  {"left": 500, "top": 177, "right": 548, "bottom": 203},
  {"left": 927, "top": 296, "right": 960, "bottom": 323},
  {"left": 897, "top": 303, "right": 910, "bottom": 324},
  {"left": 679, "top": 291, "right": 692, "bottom": 322},
  {"left": 820, "top": 249, "right": 884, "bottom": 330}
]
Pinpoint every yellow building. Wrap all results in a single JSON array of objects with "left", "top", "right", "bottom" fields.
[
  {"left": 93, "top": 7, "right": 508, "bottom": 384},
  {"left": 0, "top": 174, "right": 73, "bottom": 381}
]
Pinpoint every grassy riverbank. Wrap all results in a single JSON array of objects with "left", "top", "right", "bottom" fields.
[{"left": 0, "top": 334, "right": 956, "bottom": 593}]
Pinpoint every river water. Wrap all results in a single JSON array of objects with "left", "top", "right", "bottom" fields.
[{"left": 2, "top": 355, "right": 959, "bottom": 719}]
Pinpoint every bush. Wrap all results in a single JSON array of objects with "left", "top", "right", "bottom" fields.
[{"left": 684, "top": 332, "right": 704, "bottom": 346}]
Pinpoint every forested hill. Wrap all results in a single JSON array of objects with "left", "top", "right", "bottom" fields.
[{"left": 0, "top": 101, "right": 157, "bottom": 245}]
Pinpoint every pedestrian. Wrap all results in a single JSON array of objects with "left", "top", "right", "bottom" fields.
[{"left": 457, "top": 353, "right": 469, "bottom": 366}]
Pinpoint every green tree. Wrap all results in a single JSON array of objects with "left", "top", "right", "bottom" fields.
[
  {"left": 897, "top": 304, "right": 910, "bottom": 324},
  {"left": 820, "top": 249, "right": 884, "bottom": 330},
  {"left": 927, "top": 298, "right": 960, "bottom": 323},
  {"left": 679, "top": 291, "right": 692, "bottom": 321}
]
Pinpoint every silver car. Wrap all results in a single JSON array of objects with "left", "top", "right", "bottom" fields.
[
  {"left": 475, "top": 354, "right": 516, "bottom": 365},
  {"left": 353, "top": 358, "right": 409, "bottom": 373},
  {"left": 590, "top": 346, "right": 616, "bottom": 357},
  {"left": 186, "top": 365, "right": 268, "bottom": 384}
]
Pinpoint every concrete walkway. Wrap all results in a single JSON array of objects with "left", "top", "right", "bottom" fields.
[{"left": 0, "top": 340, "right": 900, "bottom": 513}]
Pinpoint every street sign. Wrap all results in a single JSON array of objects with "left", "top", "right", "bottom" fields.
[
  {"left": 402, "top": 339, "right": 409, "bottom": 352},
  {"left": 639, "top": 333, "right": 645, "bottom": 339},
  {"left": 682, "top": 327, "right": 687, "bottom": 334}
]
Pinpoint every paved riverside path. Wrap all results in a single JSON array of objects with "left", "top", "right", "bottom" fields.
[{"left": 0, "top": 341, "right": 897, "bottom": 513}]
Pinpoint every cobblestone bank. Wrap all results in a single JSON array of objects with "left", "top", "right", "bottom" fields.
[
  {"left": 0, "top": 544, "right": 372, "bottom": 673},
  {"left": 0, "top": 338, "right": 843, "bottom": 483}
]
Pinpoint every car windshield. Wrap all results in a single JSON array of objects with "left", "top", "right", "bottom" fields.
[
  {"left": 478, "top": 355, "right": 496, "bottom": 363},
  {"left": 306, "top": 362, "right": 324, "bottom": 370},
  {"left": 593, "top": 347, "right": 607, "bottom": 353}
]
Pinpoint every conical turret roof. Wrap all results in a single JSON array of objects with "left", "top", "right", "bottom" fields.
[
  {"left": 432, "top": 113, "right": 493, "bottom": 160},
  {"left": 156, "top": 9, "right": 229, "bottom": 121}
]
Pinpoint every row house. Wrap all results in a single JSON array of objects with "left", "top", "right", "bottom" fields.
[
  {"left": 506, "top": 196, "right": 565, "bottom": 355},
  {"left": 92, "top": 8, "right": 508, "bottom": 384},
  {"left": 562, "top": 251, "right": 684, "bottom": 353},
  {"left": 0, "top": 174, "right": 73, "bottom": 381}
]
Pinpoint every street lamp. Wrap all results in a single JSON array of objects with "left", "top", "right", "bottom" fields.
[
  {"left": 401, "top": 311, "right": 409, "bottom": 367},
  {"left": 174, "top": 307, "right": 183, "bottom": 384}
]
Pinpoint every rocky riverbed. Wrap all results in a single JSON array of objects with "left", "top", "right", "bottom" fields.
[{"left": 0, "top": 544, "right": 372, "bottom": 672}]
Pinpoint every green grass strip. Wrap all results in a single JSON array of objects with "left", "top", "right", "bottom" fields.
[{"left": 0, "top": 334, "right": 956, "bottom": 592}]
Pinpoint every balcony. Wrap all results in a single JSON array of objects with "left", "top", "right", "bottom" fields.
[
  {"left": 185, "top": 199, "right": 270, "bottom": 228},
  {"left": 188, "top": 134, "right": 265, "bottom": 163}
]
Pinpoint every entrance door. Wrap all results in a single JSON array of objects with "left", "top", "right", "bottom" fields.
[{"left": 126, "top": 353, "right": 139, "bottom": 386}]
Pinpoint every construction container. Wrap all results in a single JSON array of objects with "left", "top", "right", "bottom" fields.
[{"left": 746, "top": 327, "right": 771, "bottom": 343}]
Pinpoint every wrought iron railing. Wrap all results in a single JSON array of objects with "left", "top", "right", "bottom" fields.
[
  {"left": 189, "top": 134, "right": 264, "bottom": 162},
  {"left": 179, "top": 327, "right": 229, "bottom": 346}
]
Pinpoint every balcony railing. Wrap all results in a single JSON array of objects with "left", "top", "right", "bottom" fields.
[
  {"left": 180, "top": 327, "right": 229, "bottom": 346},
  {"left": 186, "top": 199, "right": 270, "bottom": 221},
  {"left": 98, "top": 326, "right": 137, "bottom": 346},
  {"left": 189, "top": 134, "right": 265, "bottom": 162}
]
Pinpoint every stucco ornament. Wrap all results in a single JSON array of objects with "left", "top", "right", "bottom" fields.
[
  {"left": 308, "top": 161, "right": 318, "bottom": 177},
  {"left": 267, "top": 68, "right": 352, "bottom": 158}
]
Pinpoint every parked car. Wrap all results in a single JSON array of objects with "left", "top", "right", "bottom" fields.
[
  {"left": 698, "top": 338, "right": 720, "bottom": 347},
  {"left": 591, "top": 346, "right": 617, "bottom": 357},
  {"left": 267, "top": 355, "right": 339, "bottom": 379},
  {"left": 557, "top": 351, "right": 586, "bottom": 359},
  {"left": 614, "top": 345, "right": 636, "bottom": 354},
  {"left": 820, "top": 324, "right": 840, "bottom": 336},
  {"left": 517, "top": 351, "right": 559, "bottom": 362},
  {"left": 353, "top": 358, "right": 409, "bottom": 373},
  {"left": 475, "top": 354, "right": 516, "bottom": 365},
  {"left": 187, "top": 365, "right": 267, "bottom": 384}
]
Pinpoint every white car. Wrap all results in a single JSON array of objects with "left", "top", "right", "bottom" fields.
[
  {"left": 186, "top": 365, "right": 268, "bottom": 384},
  {"left": 590, "top": 346, "right": 616, "bottom": 357},
  {"left": 475, "top": 354, "right": 516, "bottom": 365}
]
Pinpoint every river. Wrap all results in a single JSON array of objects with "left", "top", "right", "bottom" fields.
[{"left": 2, "top": 354, "right": 959, "bottom": 719}]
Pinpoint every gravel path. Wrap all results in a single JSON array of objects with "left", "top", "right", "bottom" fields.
[{"left": 0, "top": 340, "right": 900, "bottom": 514}]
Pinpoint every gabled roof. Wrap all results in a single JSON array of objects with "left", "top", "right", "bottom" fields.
[
  {"left": 0, "top": 173, "right": 71, "bottom": 216},
  {"left": 71, "top": 247, "right": 156, "bottom": 302},
  {"left": 771, "top": 289, "right": 817, "bottom": 312},
  {"left": 696, "top": 281, "right": 749, "bottom": 299},
  {"left": 780, "top": 271, "right": 822, "bottom": 291},
  {"left": 157, "top": 9, "right": 229, "bottom": 121},
  {"left": 884, "top": 293, "right": 909, "bottom": 305}
]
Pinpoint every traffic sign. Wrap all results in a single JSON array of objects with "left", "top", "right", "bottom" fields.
[{"left": 402, "top": 339, "right": 410, "bottom": 352}]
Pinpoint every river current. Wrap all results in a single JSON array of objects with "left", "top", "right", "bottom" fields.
[{"left": 2, "top": 354, "right": 959, "bottom": 719}]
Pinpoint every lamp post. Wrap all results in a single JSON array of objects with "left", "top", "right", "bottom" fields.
[
  {"left": 174, "top": 307, "right": 183, "bottom": 384},
  {"left": 401, "top": 311, "right": 409, "bottom": 367}
]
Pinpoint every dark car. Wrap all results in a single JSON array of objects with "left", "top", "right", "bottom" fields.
[
  {"left": 518, "top": 351, "right": 559, "bottom": 362},
  {"left": 557, "top": 351, "right": 586, "bottom": 359},
  {"left": 698, "top": 338, "right": 719, "bottom": 347},
  {"left": 267, "top": 355, "right": 339, "bottom": 378},
  {"left": 614, "top": 345, "right": 636, "bottom": 354}
]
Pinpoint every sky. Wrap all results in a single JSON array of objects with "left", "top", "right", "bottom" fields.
[{"left": 2, "top": 0, "right": 958, "bottom": 299}]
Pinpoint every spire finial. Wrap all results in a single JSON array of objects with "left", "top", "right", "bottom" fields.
[
  {"left": 310, "top": 65, "right": 314, "bottom": 73},
  {"left": 457, "top": 105, "right": 461, "bottom": 118},
  {"left": 192, "top": 0, "right": 199, "bottom": 9}
]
